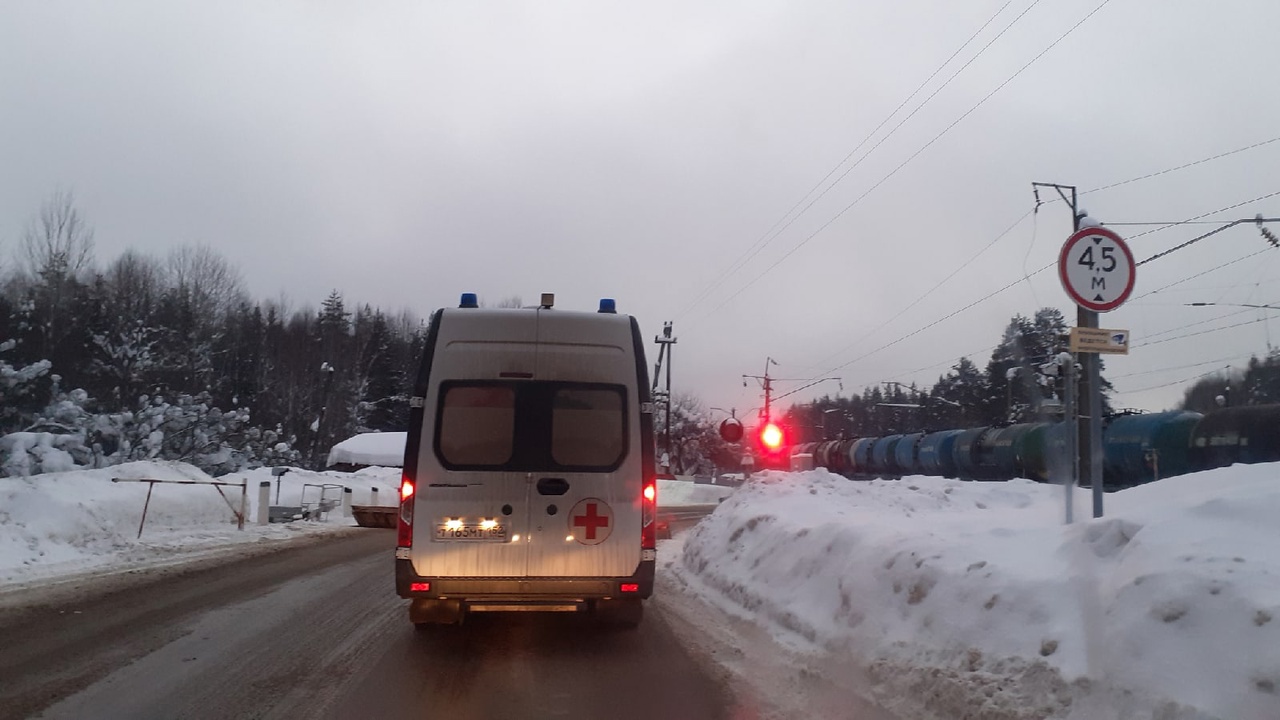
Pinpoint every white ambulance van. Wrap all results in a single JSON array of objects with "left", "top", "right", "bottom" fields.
[{"left": 395, "top": 293, "right": 657, "bottom": 627}]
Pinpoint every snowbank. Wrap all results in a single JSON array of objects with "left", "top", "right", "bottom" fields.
[
  {"left": 658, "top": 477, "right": 734, "bottom": 506},
  {"left": 0, "top": 431, "right": 85, "bottom": 476},
  {"left": 0, "top": 463, "right": 726, "bottom": 591},
  {"left": 0, "top": 461, "right": 399, "bottom": 589},
  {"left": 671, "top": 467, "right": 1280, "bottom": 720}
]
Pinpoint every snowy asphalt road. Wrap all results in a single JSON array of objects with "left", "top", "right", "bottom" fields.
[{"left": 0, "top": 525, "right": 739, "bottom": 720}]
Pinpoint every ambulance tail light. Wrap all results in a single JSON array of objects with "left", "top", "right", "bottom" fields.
[
  {"left": 641, "top": 476, "right": 657, "bottom": 550},
  {"left": 397, "top": 474, "right": 415, "bottom": 548}
]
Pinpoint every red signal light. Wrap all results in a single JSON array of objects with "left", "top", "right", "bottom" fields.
[{"left": 760, "top": 422, "right": 784, "bottom": 451}]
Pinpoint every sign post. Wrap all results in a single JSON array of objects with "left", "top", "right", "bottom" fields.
[{"left": 1059, "top": 225, "right": 1136, "bottom": 520}]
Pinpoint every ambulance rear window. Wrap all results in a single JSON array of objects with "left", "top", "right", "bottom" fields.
[
  {"left": 433, "top": 381, "right": 629, "bottom": 472},
  {"left": 551, "top": 387, "right": 625, "bottom": 467},
  {"left": 438, "top": 385, "right": 516, "bottom": 465}
]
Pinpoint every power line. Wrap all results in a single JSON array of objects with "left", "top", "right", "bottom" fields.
[
  {"left": 1104, "top": 220, "right": 1246, "bottom": 226},
  {"left": 777, "top": 192, "right": 1278, "bottom": 406},
  {"left": 1126, "top": 190, "right": 1280, "bottom": 246},
  {"left": 1117, "top": 367, "right": 1227, "bottom": 396},
  {"left": 883, "top": 342, "right": 1002, "bottom": 383},
  {"left": 808, "top": 210, "right": 1035, "bottom": 371},
  {"left": 812, "top": 145, "right": 1280, "bottom": 377},
  {"left": 673, "top": 1, "right": 1021, "bottom": 322},
  {"left": 1109, "top": 354, "right": 1251, "bottom": 380},
  {"left": 1138, "top": 307, "right": 1254, "bottom": 342},
  {"left": 686, "top": 0, "right": 1113, "bottom": 328},
  {"left": 1081, "top": 135, "right": 1280, "bottom": 196},
  {"left": 1132, "top": 316, "right": 1267, "bottom": 349},
  {"left": 1135, "top": 248, "right": 1274, "bottom": 299}
]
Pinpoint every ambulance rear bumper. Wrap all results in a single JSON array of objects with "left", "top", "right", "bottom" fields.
[{"left": 395, "top": 558, "right": 655, "bottom": 601}]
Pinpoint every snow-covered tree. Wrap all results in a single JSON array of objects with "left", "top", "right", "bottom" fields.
[{"left": 654, "top": 392, "right": 730, "bottom": 475}]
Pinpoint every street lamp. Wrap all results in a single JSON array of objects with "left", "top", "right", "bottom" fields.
[{"left": 822, "top": 408, "right": 844, "bottom": 440}]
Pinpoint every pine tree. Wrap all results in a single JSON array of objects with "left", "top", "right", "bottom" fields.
[{"left": 357, "top": 311, "right": 408, "bottom": 431}]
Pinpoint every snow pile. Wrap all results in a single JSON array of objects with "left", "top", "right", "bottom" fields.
[
  {"left": 671, "top": 467, "right": 1280, "bottom": 720},
  {"left": 326, "top": 431, "right": 406, "bottom": 467},
  {"left": 0, "top": 461, "right": 399, "bottom": 588},
  {"left": 658, "top": 477, "right": 734, "bottom": 506},
  {"left": 0, "top": 432, "right": 84, "bottom": 476},
  {"left": 0, "top": 390, "right": 303, "bottom": 478}
]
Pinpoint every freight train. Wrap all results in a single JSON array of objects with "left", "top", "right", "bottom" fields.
[{"left": 783, "top": 403, "right": 1280, "bottom": 489}]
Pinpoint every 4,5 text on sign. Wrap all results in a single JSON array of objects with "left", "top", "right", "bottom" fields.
[{"left": 1058, "top": 226, "right": 1136, "bottom": 312}]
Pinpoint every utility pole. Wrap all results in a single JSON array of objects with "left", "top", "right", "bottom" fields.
[
  {"left": 1033, "top": 181, "right": 1103, "bottom": 518},
  {"left": 652, "top": 322, "right": 677, "bottom": 465},
  {"left": 742, "top": 357, "right": 779, "bottom": 424}
]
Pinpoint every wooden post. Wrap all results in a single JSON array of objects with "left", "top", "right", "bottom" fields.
[{"left": 138, "top": 481, "right": 155, "bottom": 539}]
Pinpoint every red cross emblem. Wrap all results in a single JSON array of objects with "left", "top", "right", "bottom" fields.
[{"left": 570, "top": 498, "right": 613, "bottom": 545}]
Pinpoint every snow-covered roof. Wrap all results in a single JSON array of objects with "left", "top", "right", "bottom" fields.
[{"left": 325, "top": 432, "right": 406, "bottom": 467}]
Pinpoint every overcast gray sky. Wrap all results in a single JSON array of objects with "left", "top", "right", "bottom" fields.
[{"left": 4, "top": 0, "right": 1280, "bottom": 419}]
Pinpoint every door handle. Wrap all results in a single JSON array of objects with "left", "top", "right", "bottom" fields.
[{"left": 536, "top": 477, "right": 570, "bottom": 496}]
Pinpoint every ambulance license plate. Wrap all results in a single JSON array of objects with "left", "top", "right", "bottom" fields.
[{"left": 435, "top": 524, "right": 508, "bottom": 541}]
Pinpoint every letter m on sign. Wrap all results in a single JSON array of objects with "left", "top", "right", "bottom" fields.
[{"left": 1091, "top": 277, "right": 1106, "bottom": 290}]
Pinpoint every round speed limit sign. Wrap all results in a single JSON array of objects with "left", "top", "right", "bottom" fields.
[{"left": 1058, "top": 226, "right": 1136, "bottom": 312}]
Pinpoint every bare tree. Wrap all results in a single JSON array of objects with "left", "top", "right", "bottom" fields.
[
  {"left": 104, "top": 249, "right": 164, "bottom": 321},
  {"left": 166, "top": 244, "right": 246, "bottom": 320},
  {"left": 20, "top": 188, "right": 95, "bottom": 283},
  {"left": 17, "top": 190, "right": 96, "bottom": 359}
]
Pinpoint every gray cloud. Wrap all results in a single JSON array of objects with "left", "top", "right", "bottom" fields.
[{"left": 3, "top": 0, "right": 1279, "bottom": 416}]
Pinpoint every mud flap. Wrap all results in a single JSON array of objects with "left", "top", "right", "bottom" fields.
[
  {"left": 593, "top": 598, "right": 643, "bottom": 629},
  {"left": 410, "top": 598, "right": 465, "bottom": 626}
]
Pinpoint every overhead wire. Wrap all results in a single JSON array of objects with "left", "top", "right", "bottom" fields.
[
  {"left": 1139, "top": 307, "right": 1254, "bottom": 342},
  {"left": 1135, "top": 248, "right": 1274, "bottom": 299},
  {"left": 672, "top": 1, "right": 1020, "bottom": 322},
  {"left": 1109, "top": 355, "right": 1253, "bottom": 380},
  {"left": 780, "top": 187, "right": 1280, "bottom": 404},
  {"left": 1080, "top": 134, "right": 1280, "bottom": 196},
  {"left": 1131, "top": 316, "right": 1268, "bottom": 349},
  {"left": 806, "top": 210, "right": 1035, "bottom": 371},
  {"left": 883, "top": 342, "right": 1003, "bottom": 383},
  {"left": 686, "top": 0, "right": 1114, "bottom": 329},
  {"left": 806, "top": 138, "right": 1280, "bottom": 384},
  {"left": 1118, "top": 367, "right": 1232, "bottom": 396}
]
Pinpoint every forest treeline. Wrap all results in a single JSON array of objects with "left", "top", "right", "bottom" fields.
[
  {"left": 1, "top": 192, "right": 424, "bottom": 475},
  {"left": 4, "top": 192, "right": 1279, "bottom": 477},
  {"left": 784, "top": 311, "right": 1280, "bottom": 444}
]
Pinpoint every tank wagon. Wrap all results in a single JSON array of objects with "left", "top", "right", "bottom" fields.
[
  {"left": 788, "top": 404, "right": 1280, "bottom": 488},
  {"left": 1189, "top": 405, "right": 1280, "bottom": 470}
]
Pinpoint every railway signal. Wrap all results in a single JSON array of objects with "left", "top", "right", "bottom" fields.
[
  {"left": 759, "top": 422, "right": 784, "bottom": 451},
  {"left": 719, "top": 417, "right": 744, "bottom": 443}
]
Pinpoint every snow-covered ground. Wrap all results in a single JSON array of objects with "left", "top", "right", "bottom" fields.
[
  {"left": 664, "top": 466, "right": 1280, "bottom": 720},
  {"left": 4, "top": 462, "right": 1276, "bottom": 719},
  {"left": 0, "top": 464, "right": 726, "bottom": 593},
  {"left": 658, "top": 476, "right": 734, "bottom": 505},
  {"left": 0, "top": 461, "right": 400, "bottom": 591}
]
